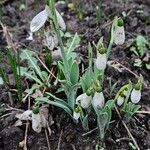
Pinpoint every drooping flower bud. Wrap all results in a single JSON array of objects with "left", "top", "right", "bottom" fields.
[
  {"left": 131, "top": 83, "right": 142, "bottom": 104},
  {"left": 117, "top": 92, "right": 125, "bottom": 106},
  {"left": 92, "top": 92, "right": 105, "bottom": 109},
  {"left": 95, "top": 47, "right": 107, "bottom": 70},
  {"left": 32, "top": 112, "right": 42, "bottom": 133},
  {"left": 114, "top": 18, "right": 125, "bottom": 45},
  {"left": 73, "top": 107, "right": 80, "bottom": 120},
  {"left": 76, "top": 93, "right": 92, "bottom": 108}
]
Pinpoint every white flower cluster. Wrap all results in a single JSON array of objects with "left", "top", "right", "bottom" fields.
[
  {"left": 117, "top": 83, "right": 142, "bottom": 106},
  {"left": 73, "top": 89, "right": 105, "bottom": 120}
]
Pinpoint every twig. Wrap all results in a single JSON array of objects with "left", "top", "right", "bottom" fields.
[
  {"left": 114, "top": 105, "right": 140, "bottom": 150},
  {"left": 136, "top": 111, "right": 150, "bottom": 114},
  {"left": 82, "top": 127, "right": 98, "bottom": 136},
  {"left": 36, "top": 56, "right": 57, "bottom": 79},
  {"left": 23, "top": 82, "right": 31, "bottom": 150},
  {"left": 57, "top": 130, "right": 63, "bottom": 150},
  {"left": 116, "top": 137, "right": 131, "bottom": 142},
  {"left": 0, "top": 21, "right": 17, "bottom": 53},
  {"left": 113, "top": 60, "right": 147, "bottom": 87},
  {"left": 0, "top": 113, "right": 13, "bottom": 119},
  {"left": 45, "top": 129, "right": 51, "bottom": 150}
]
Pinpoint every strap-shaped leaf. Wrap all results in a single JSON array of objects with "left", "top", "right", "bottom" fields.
[
  {"left": 70, "top": 60, "right": 79, "bottom": 85},
  {"left": 35, "top": 97, "right": 72, "bottom": 116}
]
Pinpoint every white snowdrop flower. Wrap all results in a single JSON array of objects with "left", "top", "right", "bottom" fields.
[
  {"left": 92, "top": 92, "right": 105, "bottom": 109},
  {"left": 114, "top": 26, "right": 125, "bottom": 45},
  {"left": 73, "top": 111, "right": 80, "bottom": 120},
  {"left": 114, "top": 18, "right": 125, "bottom": 45},
  {"left": 30, "top": 6, "right": 49, "bottom": 32},
  {"left": 131, "top": 89, "right": 141, "bottom": 104},
  {"left": 32, "top": 112, "right": 42, "bottom": 133},
  {"left": 76, "top": 93, "right": 92, "bottom": 108},
  {"left": 131, "top": 83, "right": 142, "bottom": 104},
  {"left": 95, "top": 53, "right": 107, "bottom": 70},
  {"left": 117, "top": 95, "right": 125, "bottom": 106},
  {"left": 56, "top": 10, "right": 66, "bottom": 31}
]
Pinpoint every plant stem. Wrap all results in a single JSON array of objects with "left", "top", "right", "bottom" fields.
[{"left": 49, "top": 0, "right": 70, "bottom": 81}]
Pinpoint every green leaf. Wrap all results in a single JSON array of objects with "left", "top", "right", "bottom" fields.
[
  {"left": 146, "top": 64, "right": 150, "bottom": 70},
  {"left": 81, "top": 114, "right": 89, "bottom": 130},
  {"left": 70, "top": 60, "right": 79, "bottom": 85},
  {"left": 19, "top": 67, "right": 42, "bottom": 84},
  {"left": 97, "top": 112, "right": 108, "bottom": 140},
  {"left": 35, "top": 97, "right": 72, "bottom": 116},
  {"left": 20, "top": 49, "right": 44, "bottom": 81},
  {"left": 134, "top": 59, "right": 142, "bottom": 67}
]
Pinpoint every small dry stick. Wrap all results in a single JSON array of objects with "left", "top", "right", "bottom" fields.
[
  {"left": 36, "top": 56, "right": 57, "bottom": 79},
  {"left": 136, "top": 111, "right": 150, "bottom": 114},
  {"left": 113, "top": 60, "right": 147, "bottom": 87},
  {"left": 45, "top": 129, "right": 51, "bottom": 150},
  {"left": 23, "top": 82, "right": 31, "bottom": 150},
  {"left": 114, "top": 105, "right": 140, "bottom": 150},
  {"left": 57, "top": 130, "right": 63, "bottom": 150},
  {"left": 82, "top": 127, "right": 98, "bottom": 136}
]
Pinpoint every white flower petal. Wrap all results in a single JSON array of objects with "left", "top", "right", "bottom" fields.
[
  {"left": 95, "top": 53, "right": 107, "bottom": 70},
  {"left": 15, "top": 110, "right": 32, "bottom": 121},
  {"left": 26, "top": 32, "right": 33, "bottom": 41},
  {"left": 92, "top": 92, "right": 105, "bottom": 109},
  {"left": 0, "top": 77, "right": 4, "bottom": 85},
  {"left": 56, "top": 10, "right": 66, "bottom": 31},
  {"left": 32, "top": 112, "right": 42, "bottom": 133},
  {"left": 30, "top": 7, "right": 48, "bottom": 32},
  {"left": 117, "top": 96, "right": 124, "bottom": 106},
  {"left": 114, "top": 26, "right": 125, "bottom": 45},
  {"left": 76, "top": 93, "right": 92, "bottom": 108},
  {"left": 131, "top": 89, "right": 141, "bottom": 104},
  {"left": 73, "top": 111, "right": 80, "bottom": 120}
]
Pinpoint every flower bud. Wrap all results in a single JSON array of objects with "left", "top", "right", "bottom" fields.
[
  {"left": 73, "top": 107, "right": 80, "bottom": 120},
  {"left": 117, "top": 93, "right": 125, "bottom": 106},
  {"left": 32, "top": 112, "right": 42, "bottom": 133},
  {"left": 131, "top": 88, "right": 141, "bottom": 104},
  {"left": 92, "top": 92, "right": 105, "bottom": 109},
  {"left": 95, "top": 53, "right": 107, "bottom": 70}
]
